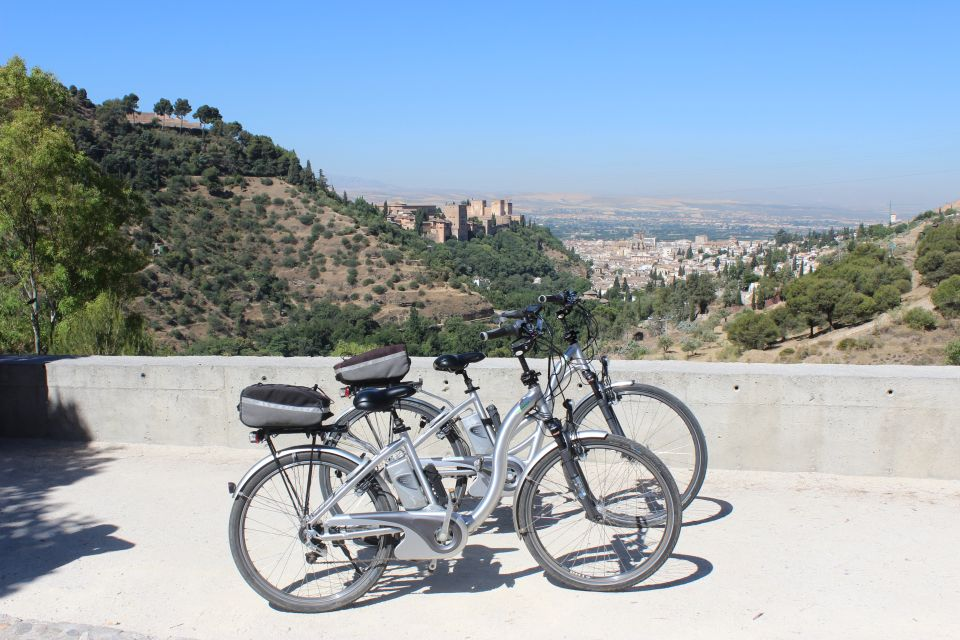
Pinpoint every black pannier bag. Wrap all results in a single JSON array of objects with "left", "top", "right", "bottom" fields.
[
  {"left": 333, "top": 344, "right": 411, "bottom": 386},
  {"left": 238, "top": 383, "right": 333, "bottom": 429}
]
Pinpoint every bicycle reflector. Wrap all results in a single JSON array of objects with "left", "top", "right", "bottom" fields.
[
  {"left": 340, "top": 387, "right": 351, "bottom": 398},
  {"left": 249, "top": 431, "right": 264, "bottom": 444}
]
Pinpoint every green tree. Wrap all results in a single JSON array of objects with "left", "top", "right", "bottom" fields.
[
  {"left": 302, "top": 160, "right": 317, "bottom": 191},
  {"left": 52, "top": 292, "right": 154, "bottom": 355},
  {"left": 686, "top": 272, "right": 717, "bottom": 318},
  {"left": 0, "top": 56, "right": 68, "bottom": 121},
  {"left": 680, "top": 337, "right": 701, "bottom": 357},
  {"left": 0, "top": 108, "right": 147, "bottom": 353},
  {"left": 193, "top": 104, "right": 221, "bottom": 125},
  {"left": 834, "top": 291, "right": 876, "bottom": 326},
  {"left": 153, "top": 97, "right": 173, "bottom": 119},
  {"left": 725, "top": 310, "right": 780, "bottom": 350},
  {"left": 658, "top": 335, "right": 673, "bottom": 354},
  {"left": 287, "top": 157, "right": 302, "bottom": 184},
  {"left": 0, "top": 285, "right": 31, "bottom": 352},
  {"left": 931, "top": 275, "right": 960, "bottom": 318},
  {"left": 173, "top": 98, "right": 191, "bottom": 132},
  {"left": 916, "top": 220, "right": 960, "bottom": 285},
  {"left": 767, "top": 304, "right": 806, "bottom": 339},
  {"left": 121, "top": 93, "right": 139, "bottom": 114},
  {"left": 193, "top": 104, "right": 222, "bottom": 138}
]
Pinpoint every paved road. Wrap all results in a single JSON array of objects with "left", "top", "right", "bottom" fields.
[{"left": 1, "top": 439, "right": 958, "bottom": 640}]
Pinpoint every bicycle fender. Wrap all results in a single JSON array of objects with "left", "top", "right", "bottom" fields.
[
  {"left": 510, "top": 430, "right": 609, "bottom": 534},
  {"left": 231, "top": 445, "right": 364, "bottom": 501}
]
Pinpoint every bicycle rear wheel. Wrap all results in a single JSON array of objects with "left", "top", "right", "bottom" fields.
[
  {"left": 333, "top": 398, "right": 471, "bottom": 503},
  {"left": 229, "top": 449, "right": 396, "bottom": 612},
  {"left": 515, "top": 435, "right": 681, "bottom": 591}
]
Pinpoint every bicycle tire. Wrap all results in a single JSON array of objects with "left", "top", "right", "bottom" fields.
[
  {"left": 572, "top": 383, "right": 707, "bottom": 509},
  {"left": 229, "top": 449, "right": 396, "bottom": 613},
  {"left": 333, "top": 397, "right": 472, "bottom": 504},
  {"left": 515, "top": 434, "right": 681, "bottom": 591}
]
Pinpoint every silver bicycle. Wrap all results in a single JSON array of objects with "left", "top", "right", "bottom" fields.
[
  {"left": 228, "top": 311, "right": 682, "bottom": 612},
  {"left": 329, "top": 291, "right": 707, "bottom": 509}
]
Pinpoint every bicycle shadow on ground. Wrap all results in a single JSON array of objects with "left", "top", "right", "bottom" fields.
[
  {"left": 471, "top": 503, "right": 515, "bottom": 535},
  {"left": 682, "top": 496, "right": 734, "bottom": 527},
  {"left": 346, "top": 544, "right": 541, "bottom": 609},
  {"left": 0, "top": 436, "right": 135, "bottom": 598},
  {"left": 539, "top": 552, "right": 714, "bottom": 593}
]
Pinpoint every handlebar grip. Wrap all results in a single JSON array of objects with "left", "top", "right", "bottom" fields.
[
  {"left": 480, "top": 323, "right": 520, "bottom": 342},
  {"left": 538, "top": 293, "right": 566, "bottom": 304}
]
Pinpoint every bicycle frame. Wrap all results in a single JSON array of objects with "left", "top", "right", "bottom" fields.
[
  {"left": 306, "top": 382, "right": 554, "bottom": 537},
  {"left": 327, "top": 340, "right": 606, "bottom": 472}
]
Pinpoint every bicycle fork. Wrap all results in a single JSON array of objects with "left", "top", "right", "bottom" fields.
[
  {"left": 583, "top": 367, "right": 625, "bottom": 437},
  {"left": 545, "top": 401, "right": 603, "bottom": 522}
]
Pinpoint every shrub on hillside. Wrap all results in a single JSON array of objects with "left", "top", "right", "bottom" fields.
[
  {"left": 946, "top": 340, "right": 960, "bottom": 366},
  {"left": 902, "top": 307, "right": 938, "bottom": 331},
  {"left": 931, "top": 275, "right": 960, "bottom": 318},
  {"left": 626, "top": 343, "right": 649, "bottom": 359},
  {"left": 836, "top": 337, "right": 875, "bottom": 351}
]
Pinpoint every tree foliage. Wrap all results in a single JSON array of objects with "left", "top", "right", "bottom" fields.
[
  {"left": 931, "top": 275, "right": 960, "bottom": 318},
  {"left": 784, "top": 243, "right": 909, "bottom": 334},
  {"left": 153, "top": 98, "right": 173, "bottom": 118},
  {"left": 52, "top": 292, "right": 155, "bottom": 355},
  {"left": 916, "top": 220, "right": 960, "bottom": 285},
  {"left": 725, "top": 310, "right": 780, "bottom": 350},
  {"left": 0, "top": 59, "right": 148, "bottom": 353}
]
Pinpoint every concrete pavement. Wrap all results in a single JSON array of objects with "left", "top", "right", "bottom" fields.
[{"left": 1, "top": 439, "right": 958, "bottom": 640}]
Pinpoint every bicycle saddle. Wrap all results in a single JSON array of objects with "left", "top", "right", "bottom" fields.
[
  {"left": 432, "top": 352, "right": 486, "bottom": 374},
  {"left": 352, "top": 384, "right": 418, "bottom": 412}
]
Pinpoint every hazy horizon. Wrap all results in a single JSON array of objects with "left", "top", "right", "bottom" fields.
[{"left": 2, "top": 2, "right": 957, "bottom": 213}]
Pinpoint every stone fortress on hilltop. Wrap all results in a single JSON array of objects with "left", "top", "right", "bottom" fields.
[{"left": 385, "top": 199, "right": 526, "bottom": 242}]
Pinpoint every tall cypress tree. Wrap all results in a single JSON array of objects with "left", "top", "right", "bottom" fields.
[
  {"left": 302, "top": 160, "right": 317, "bottom": 191},
  {"left": 286, "top": 158, "right": 301, "bottom": 184}
]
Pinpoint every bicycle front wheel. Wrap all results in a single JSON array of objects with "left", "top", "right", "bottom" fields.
[
  {"left": 229, "top": 449, "right": 396, "bottom": 613},
  {"left": 515, "top": 435, "right": 681, "bottom": 591},
  {"left": 573, "top": 383, "right": 707, "bottom": 509}
]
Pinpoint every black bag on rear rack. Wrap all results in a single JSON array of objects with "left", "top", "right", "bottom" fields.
[
  {"left": 333, "top": 344, "right": 411, "bottom": 387},
  {"left": 238, "top": 384, "right": 333, "bottom": 429}
]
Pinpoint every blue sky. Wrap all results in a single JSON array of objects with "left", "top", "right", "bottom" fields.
[{"left": 2, "top": 1, "right": 958, "bottom": 212}]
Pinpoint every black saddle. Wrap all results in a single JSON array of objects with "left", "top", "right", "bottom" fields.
[
  {"left": 352, "top": 384, "right": 418, "bottom": 412},
  {"left": 432, "top": 352, "right": 486, "bottom": 374}
]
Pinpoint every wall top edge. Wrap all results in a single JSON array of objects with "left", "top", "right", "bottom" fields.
[{"left": 1, "top": 355, "right": 958, "bottom": 380}]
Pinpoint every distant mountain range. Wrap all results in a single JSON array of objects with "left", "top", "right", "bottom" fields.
[{"left": 329, "top": 174, "right": 891, "bottom": 234}]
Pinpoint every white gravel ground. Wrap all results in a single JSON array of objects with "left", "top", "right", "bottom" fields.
[{"left": 1, "top": 439, "right": 958, "bottom": 640}]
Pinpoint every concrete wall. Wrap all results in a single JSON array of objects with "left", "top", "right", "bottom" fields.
[{"left": 1, "top": 356, "right": 958, "bottom": 479}]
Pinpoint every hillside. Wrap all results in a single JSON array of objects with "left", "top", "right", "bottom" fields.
[
  {"left": 133, "top": 177, "right": 493, "bottom": 350},
  {"left": 613, "top": 213, "right": 960, "bottom": 366},
  {"left": 52, "top": 81, "right": 587, "bottom": 355}
]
